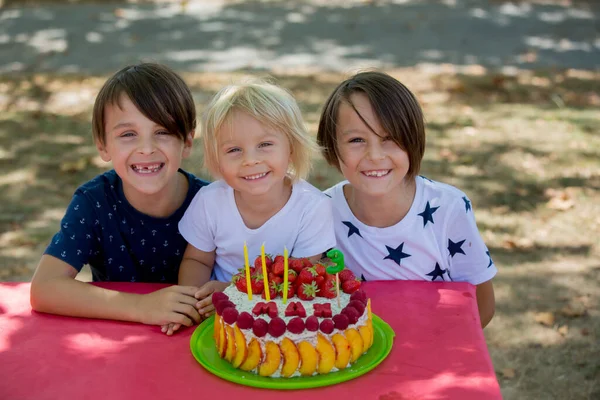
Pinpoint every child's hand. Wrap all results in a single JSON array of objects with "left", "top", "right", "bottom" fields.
[
  {"left": 194, "top": 281, "right": 230, "bottom": 318},
  {"left": 137, "top": 285, "right": 201, "bottom": 327},
  {"left": 161, "top": 323, "right": 182, "bottom": 336}
]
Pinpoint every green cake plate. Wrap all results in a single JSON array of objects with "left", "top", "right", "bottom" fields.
[{"left": 189, "top": 314, "right": 394, "bottom": 389}]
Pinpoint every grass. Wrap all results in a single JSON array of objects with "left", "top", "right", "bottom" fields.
[{"left": 1, "top": 67, "right": 599, "bottom": 399}]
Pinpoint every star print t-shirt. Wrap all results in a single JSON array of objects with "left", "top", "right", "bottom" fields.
[
  {"left": 44, "top": 169, "right": 209, "bottom": 283},
  {"left": 325, "top": 177, "right": 497, "bottom": 285}
]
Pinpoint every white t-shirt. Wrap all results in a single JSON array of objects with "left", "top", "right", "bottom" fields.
[
  {"left": 179, "top": 179, "right": 336, "bottom": 282},
  {"left": 324, "top": 177, "right": 497, "bottom": 285}
]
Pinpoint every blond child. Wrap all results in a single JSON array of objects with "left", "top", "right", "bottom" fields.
[{"left": 172, "top": 81, "right": 336, "bottom": 333}]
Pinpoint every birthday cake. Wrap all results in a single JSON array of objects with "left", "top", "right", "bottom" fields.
[{"left": 210, "top": 255, "right": 373, "bottom": 377}]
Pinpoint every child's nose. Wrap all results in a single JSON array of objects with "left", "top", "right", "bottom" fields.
[
  {"left": 137, "top": 136, "right": 156, "bottom": 154},
  {"left": 242, "top": 150, "right": 260, "bottom": 166},
  {"left": 367, "top": 142, "right": 385, "bottom": 161}
]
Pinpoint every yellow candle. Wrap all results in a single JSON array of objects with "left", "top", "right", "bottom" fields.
[
  {"left": 243, "top": 242, "right": 252, "bottom": 300},
  {"left": 283, "top": 247, "right": 289, "bottom": 304},
  {"left": 261, "top": 243, "right": 270, "bottom": 301}
]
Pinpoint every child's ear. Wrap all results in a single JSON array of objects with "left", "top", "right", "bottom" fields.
[
  {"left": 182, "top": 130, "right": 195, "bottom": 158},
  {"left": 96, "top": 140, "right": 111, "bottom": 162}
]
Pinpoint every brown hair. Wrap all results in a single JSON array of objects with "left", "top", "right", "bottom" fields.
[
  {"left": 317, "top": 71, "right": 425, "bottom": 180},
  {"left": 92, "top": 63, "right": 196, "bottom": 145}
]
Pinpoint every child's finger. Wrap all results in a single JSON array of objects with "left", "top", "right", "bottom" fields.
[
  {"left": 194, "top": 285, "right": 215, "bottom": 300},
  {"left": 166, "top": 323, "right": 175, "bottom": 336},
  {"left": 161, "top": 324, "right": 168, "bottom": 333}
]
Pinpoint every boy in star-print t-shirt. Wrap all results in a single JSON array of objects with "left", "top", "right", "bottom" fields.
[
  {"left": 31, "top": 63, "right": 212, "bottom": 333},
  {"left": 317, "top": 71, "right": 497, "bottom": 328}
]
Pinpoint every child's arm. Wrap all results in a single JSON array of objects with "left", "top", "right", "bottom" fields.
[
  {"left": 178, "top": 243, "right": 215, "bottom": 287},
  {"left": 476, "top": 280, "right": 495, "bottom": 328},
  {"left": 166, "top": 246, "right": 226, "bottom": 335},
  {"left": 31, "top": 255, "right": 202, "bottom": 326}
]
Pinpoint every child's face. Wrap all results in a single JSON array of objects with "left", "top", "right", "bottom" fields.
[
  {"left": 216, "top": 110, "right": 292, "bottom": 198},
  {"left": 336, "top": 92, "right": 411, "bottom": 197},
  {"left": 97, "top": 94, "right": 193, "bottom": 198}
]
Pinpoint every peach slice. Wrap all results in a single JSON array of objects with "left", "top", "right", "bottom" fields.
[
  {"left": 224, "top": 325, "right": 236, "bottom": 362},
  {"left": 297, "top": 341, "right": 318, "bottom": 376},
  {"left": 345, "top": 328, "right": 364, "bottom": 363},
  {"left": 280, "top": 338, "right": 300, "bottom": 377},
  {"left": 239, "top": 339, "right": 261, "bottom": 371},
  {"left": 258, "top": 341, "right": 281, "bottom": 377},
  {"left": 231, "top": 325, "right": 248, "bottom": 368},
  {"left": 214, "top": 315, "right": 222, "bottom": 342},
  {"left": 316, "top": 334, "right": 336, "bottom": 374},
  {"left": 331, "top": 333, "right": 351, "bottom": 369},
  {"left": 358, "top": 325, "right": 372, "bottom": 353},
  {"left": 367, "top": 298, "right": 372, "bottom": 321},
  {"left": 217, "top": 321, "right": 227, "bottom": 358}
]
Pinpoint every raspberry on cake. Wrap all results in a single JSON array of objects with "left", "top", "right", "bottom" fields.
[{"left": 208, "top": 255, "right": 374, "bottom": 378}]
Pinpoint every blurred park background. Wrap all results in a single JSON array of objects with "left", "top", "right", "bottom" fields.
[{"left": 1, "top": 0, "right": 599, "bottom": 398}]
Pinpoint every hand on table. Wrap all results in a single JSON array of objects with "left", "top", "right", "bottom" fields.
[
  {"left": 136, "top": 285, "right": 201, "bottom": 331},
  {"left": 162, "top": 281, "right": 230, "bottom": 336}
]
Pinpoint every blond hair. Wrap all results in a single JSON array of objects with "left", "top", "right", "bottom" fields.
[{"left": 202, "top": 80, "right": 317, "bottom": 182}]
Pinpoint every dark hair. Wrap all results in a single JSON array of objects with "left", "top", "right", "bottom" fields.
[
  {"left": 317, "top": 71, "right": 425, "bottom": 180},
  {"left": 92, "top": 63, "right": 196, "bottom": 144}
]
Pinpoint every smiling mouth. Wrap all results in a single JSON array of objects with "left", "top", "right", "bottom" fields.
[
  {"left": 362, "top": 170, "right": 391, "bottom": 177},
  {"left": 243, "top": 172, "right": 269, "bottom": 181},
  {"left": 131, "top": 163, "right": 164, "bottom": 174}
]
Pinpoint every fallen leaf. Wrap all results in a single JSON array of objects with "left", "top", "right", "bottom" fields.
[
  {"left": 501, "top": 368, "right": 516, "bottom": 379},
  {"left": 581, "top": 328, "right": 590, "bottom": 336},
  {"left": 545, "top": 188, "right": 575, "bottom": 211},
  {"left": 557, "top": 325, "right": 569, "bottom": 336},
  {"left": 560, "top": 303, "right": 587, "bottom": 318},
  {"left": 534, "top": 312, "right": 555, "bottom": 326}
]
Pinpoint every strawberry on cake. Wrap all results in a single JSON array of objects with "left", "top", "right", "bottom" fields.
[{"left": 209, "top": 255, "right": 373, "bottom": 377}]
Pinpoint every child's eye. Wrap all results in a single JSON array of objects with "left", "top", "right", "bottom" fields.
[
  {"left": 349, "top": 138, "right": 365, "bottom": 143},
  {"left": 259, "top": 142, "right": 273, "bottom": 148},
  {"left": 226, "top": 147, "right": 241, "bottom": 154},
  {"left": 156, "top": 130, "right": 171, "bottom": 136},
  {"left": 382, "top": 136, "right": 393, "bottom": 141},
  {"left": 120, "top": 132, "right": 135, "bottom": 138}
]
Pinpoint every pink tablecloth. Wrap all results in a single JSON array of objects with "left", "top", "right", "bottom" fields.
[{"left": 0, "top": 281, "right": 500, "bottom": 399}]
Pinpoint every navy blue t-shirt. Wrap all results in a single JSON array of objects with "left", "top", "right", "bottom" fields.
[{"left": 44, "top": 169, "right": 209, "bottom": 283}]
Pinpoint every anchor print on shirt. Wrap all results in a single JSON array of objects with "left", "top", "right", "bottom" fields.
[
  {"left": 74, "top": 205, "right": 79, "bottom": 211},
  {"left": 141, "top": 239, "right": 146, "bottom": 246}
]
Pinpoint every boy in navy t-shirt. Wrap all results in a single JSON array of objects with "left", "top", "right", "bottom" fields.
[{"left": 31, "top": 63, "right": 212, "bottom": 332}]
